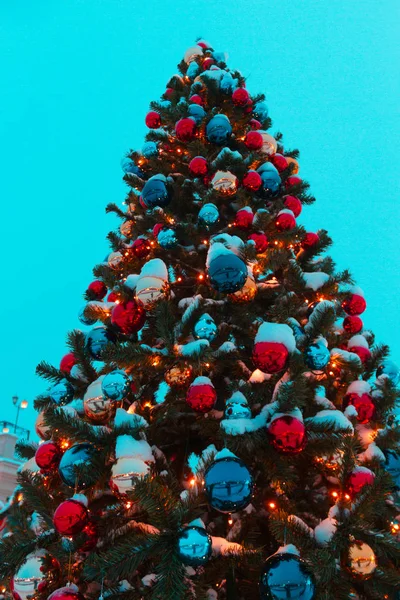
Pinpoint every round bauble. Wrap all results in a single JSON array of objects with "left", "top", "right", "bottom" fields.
[
  {"left": 268, "top": 415, "right": 306, "bottom": 454},
  {"left": 186, "top": 377, "right": 217, "bottom": 413},
  {"left": 235, "top": 207, "right": 254, "bottom": 229},
  {"left": 189, "top": 156, "right": 208, "bottom": 176},
  {"left": 35, "top": 411, "right": 51, "bottom": 441},
  {"left": 12, "top": 551, "right": 59, "bottom": 600},
  {"left": 120, "top": 220, "right": 135, "bottom": 238},
  {"left": 188, "top": 103, "right": 206, "bottom": 124},
  {"left": 158, "top": 228, "right": 178, "bottom": 249},
  {"left": 252, "top": 341, "right": 289, "bottom": 373},
  {"left": 153, "top": 223, "right": 165, "bottom": 237},
  {"left": 175, "top": 117, "right": 196, "bottom": 142},
  {"left": 177, "top": 526, "right": 212, "bottom": 567},
  {"left": 86, "top": 326, "right": 116, "bottom": 360},
  {"left": 305, "top": 342, "right": 330, "bottom": 371},
  {"left": 204, "top": 456, "right": 253, "bottom": 513},
  {"left": 348, "top": 345, "right": 371, "bottom": 364},
  {"left": 145, "top": 111, "right": 161, "bottom": 129},
  {"left": 49, "top": 380, "right": 74, "bottom": 406},
  {"left": 108, "top": 251, "right": 123, "bottom": 270},
  {"left": 189, "top": 94, "right": 203, "bottom": 105},
  {"left": 245, "top": 131, "right": 263, "bottom": 150},
  {"left": 346, "top": 468, "right": 375, "bottom": 498},
  {"left": 59, "top": 353, "right": 76, "bottom": 375},
  {"left": 206, "top": 114, "right": 232, "bottom": 145},
  {"left": 135, "top": 275, "right": 168, "bottom": 308},
  {"left": 249, "top": 232, "right": 268, "bottom": 253},
  {"left": 286, "top": 156, "right": 300, "bottom": 174},
  {"left": 250, "top": 118, "right": 261, "bottom": 130},
  {"left": 260, "top": 552, "right": 316, "bottom": 600},
  {"left": 202, "top": 57, "right": 215, "bottom": 70},
  {"left": 230, "top": 273, "right": 257, "bottom": 303},
  {"left": 53, "top": 499, "right": 88, "bottom": 536},
  {"left": 257, "top": 165, "right": 281, "bottom": 198},
  {"left": 130, "top": 238, "right": 151, "bottom": 259},
  {"left": 102, "top": 370, "right": 130, "bottom": 401},
  {"left": 224, "top": 401, "right": 251, "bottom": 420},
  {"left": 259, "top": 132, "right": 277, "bottom": 156},
  {"left": 184, "top": 45, "right": 203, "bottom": 64},
  {"left": 141, "top": 175, "right": 172, "bottom": 209},
  {"left": 275, "top": 210, "right": 296, "bottom": 232},
  {"left": 344, "top": 392, "right": 375, "bottom": 424},
  {"left": 211, "top": 171, "right": 238, "bottom": 196},
  {"left": 208, "top": 253, "right": 247, "bottom": 294},
  {"left": 283, "top": 195, "right": 302, "bottom": 217},
  {"left": 78, "top": 305, "right": 97, "bottom": 326},
  {"left": 193, "top": 314, "right": 218, "bottom": 342},
  {"left": 58, "top": 443, "right": 99, "bottom": 489},
  {"left": 270, "top": 153, "right": 289, "bottom": 172},
  {"left": 198, "top": 203, "right": 219, "bottom": 227},
  {"left": 142, "top": 141, "right": 158, "bottom": 158},
  {"left": 242, "top": 170, "right": 262, "bottom": 192},
  {"left": 110, "top": 456, "right": 149, "bottom": 494},
  {"left": 47, "top": 586, "right": 85, "bottom": 600},
  {"left": 87, "top": 280, "right": 107, "bottom": 300},
  {"left": 121, "top": 159, "right": 144, "bottom": 179},
  {"left": 285, "top": 175, "right": 302, "bottom": 189},
  {"left": 232, "top": 87, "right": 250, "bottom": 106},
  {"left": 342, "top": 294, "right": 366, "bottom": 316},
  {"left": 301, "top": 232, "right": 319, "bottom": 250},
  {"left": 84, "top": 378, "right": 115, "bottom": 424},
  {"left": 346, "top": 542, "right": 376, "bottom": 578},
  {"left": 111, "top": 299, "right": 146, "bottom": 335},
  {"left": 35, "top": 442, "right": 62, "bottom": 472},
  {"left": 343, "top": 315, "right": 363, "bottom": 334},
  {"left": 253, "top": 101, "right": 268, "bottom": 121},
  {"left": 165, "top": 365, "right": 192, "bottom": 387}
]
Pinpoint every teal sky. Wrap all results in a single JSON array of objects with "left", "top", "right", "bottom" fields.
[{"left": 1, "top": 0, "right": 399, "bottom": 436}]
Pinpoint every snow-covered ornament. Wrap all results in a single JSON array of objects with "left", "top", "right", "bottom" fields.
[
  {"left": 12, "top": 550, "right": 60, "bottom": 600},
  {"left": 193, "top": 314, "right": 218, "bottom": 342},
  {"left": 343, "top": 381, "right": 375, "bottom": 424},
  {"left": 248, "top": 232, "right": 268, "bottom": 253},
  {"left": 345, "top": 467, "right": 375, "bottom": 498},
  {"left": 145, "top": 111, "right": 161, "bottom": 129},
  {"left": 101, "top": 370, "right": 130, "bottom": 401},
  {"left": 235, "top": 207, "right": 254, "bottom": 229},
  {"left": 49, "top": 380, "right": 74, "bottom": 406},
  {"left": 224, "top": 391, "right": 251, "bottom": 420},
  {"left": 86, "top": 326, "right": 116, "bottom": 360},
  {"left": 256, "top": 162, "right": 281, "bottom": 198},
  {"left": 110, "top": 456, "right": 150, "bottom": 494},
  {"left": 177, "top": 526, "right": 212, "bottom": 567},
  {"left": 78, "top": 305, "right": 97, "bottom": 326},
  {"left": 175, "top": 117, "right": 197, "bottom": 142},
  {"left": 305, "top": 340, "right": 330, "bottom": 372},
  {"left": 129, "top": 237, "right": 152, "bottom": 259},
  {"left": 189, "top": 156, "right": 208, "bottom": 176},
  {"left": 283, "top": 194, "right": 302, "bottom": 217},
  {"left": 207, "top": 244, "right": 247, "bottom": 294},
  {"left": 141, "top": 174, "right": 172, "bottom": 209},
  {"left": 211, "top": 170, "right": 238, "bottom": 196},
  {"left": 53, "top": 498, "right": 88, "bottom": 536},
  {"left": 342, "top": 286, "right": 366, "bottom": 316},
  {"left": 204, "top": 452, "right": 253, "bottom": 513},
  {"left": 87, "top": 279, "right": 107, "bottom": 300},
  {"left": 376, "top": 360, "right": 400, "bottom": 385},
  {"left": 244, "top": 130, "right": 263, "bottom": 150},
  {"left": 184, "top": 45, "right": 203, "bottom": 64},
  {"left": 301, "top": 232, "right": 319, "bottom": 249},
  {"left": 142, "top": 141, "right": 158, "bottom": 158},
  {"left": 60, "top": 352, "right": 76, "bottom": 375},
  {"left": 186, "top": 376, "right": 217, "bottom": 413},
  {"left": 259, "top": 552, "right": 316, "bottom": 600},
  {"left": 267, "top": 414, "right": 306, "bottom": 454},
  {"left": 157, "top": 228, "right": 178, "bottom": 249},
  {"left": 47, "top": 585, "right": 85, "bottom": 600},
  {"left": 259, "top": 131, "right": 278, "bottom": 156},
  {"left": 107, "top": 251, "right": 123, "bottom": 270},
  {"left": 58, "top": 443, "right": 99, "bottom": 489},
  {"left": 198, "top": 203, "right": 219, "bottom": 227},
  {"left": 165, "top": 365, "right": 192, "bottom": 387},
  {"left": 347, "top": 335, "right": 371, "bottom": 364},
  {"left": 188, "top": 103, "right": 206, "bottom": 124},
  {"left": 253, "top": 101, "right": 269, "bottom": 121},
  {"left": 242, "top": 170, "right": 262, "bottom": 191},
  {"left": 135, "top": 259, "right": 169, "bottom": 307},
  {"left": 346, "top": 541, "right": 377, "bottom": 578},
  {"left": 232, "top": 87, "right": 250, "bottom": 106},
  {"left": 275, "top": 209, "right": 296, "bottom": 232},
  {"left": 206, "top": 114, "right": 232, "bottom": 145},
  {"left": 252, "top": 322, "right": 295, "bottom": 373},
  {"left": 84, "top": 377, "right": 115, "bottom": 424}
]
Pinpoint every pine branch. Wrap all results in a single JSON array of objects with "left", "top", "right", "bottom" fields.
[{"left": 66, "top": 329, "right": 98, "bottom": 382}]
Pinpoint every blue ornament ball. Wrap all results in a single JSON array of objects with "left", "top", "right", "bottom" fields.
[
  {"left": 49, "top": 380, "right": 74, "bottom": 406},
  {"left": 78, "top": 306, "right": 97, "bottom": 326},
  {"left": 158, "top": 228, "right": 178, "bottom": 249},
  {"left": 376, "top": 360, "right": 400, "bottom": 385},
  {"left": 204, "top": 456, "right": 253, "bottom": 513},
  {"left": 253, "top": 101, "right": 269, "bottom": 121},
  {"left": 260, "top": 553, "right": 316, "bottom": 600},
  {"left": 305, "top": 342, "right": 330, "bottom": 371},
  {"left": 142, "top": 141, "right": 158, "bottom": 158},
  {"left": 141, "top": 175, "right": 172, "bottom": 209},
  {"left": 193, "top": 313, "right": 218, "bottom": 342},
  {"left": 208, "top": 253, "right": 247, "bottom": 293},
  {"left": 206, "top": 114, "right": 232, "bottom": 145},
  {"left": 58, "top": 443, "right": 99, "bottom": 489},
  {"left": 101, "top": 370, "right": 130, "bottom": 401},
  {"left": 257, "top": 163, "right": 281, "bottom": 198},
  {"left": 177, "top": 526, "right": 212, "bottom": 567},
  {"left": 187, "top": 61, "right": 200, "bottom": 79},
  {"left": 188, "top": 103, "right": 206, "bottom": 125},
  {"left": 384, "top": 450, "right": 400, "bottom": 490},
  {"left": 198, "top": 203, "right": 219, "bottom": 227},
  {"left": 86, "top": 326, "right": 116, "bottom": 360}
]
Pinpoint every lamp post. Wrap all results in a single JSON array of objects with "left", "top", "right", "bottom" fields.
[{"left": 12, "top": 396, "right": 28, "bottom": 433}]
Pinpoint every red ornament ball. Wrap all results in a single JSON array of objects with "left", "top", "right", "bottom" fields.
[
  {"left": 87, "top": 280, "right": 107, "bottom": 300},
  {"left": 268, "top": 415, "right": 306, "bottom": 454},
  {"left": 130, "top": 238, "right": 151, "bottom": 259},
  {"left": 111, "top": 299, "right": 146, "bottom": 335},
  {"left": 244, "top": 100, "right": 253, "bottom": 114},
  {"left": 107, "top": 291, "right": 119, "bottom": 302},
  {"left": 202, "top": 57, "right": 215, "bottom": 70},
  {"left": 186, "top": 377, "right": 217, "bottom": 413},
  {"left": 249, "top": 232, "right": 268, "bottom": 253},
  {"left": 47, "top": 586, "right": 85, "bottom": 600},
  {"left": 242, "top": 170, "right": 262, "bottom": 192},
  {"left": 346, "top": 468, "right": 375, "bottom": 498},
  {"left": 283, "top": 195, "right": 302, "bottom": 218},
  {"left": 252, "top": 341, "right": 289, "bottom": 373},
  {"left": 189, "top": 156, "right": 208, "bottom": 176},
  {"left": 301, "top": 232, "right": 320, "bottom": 249},
  {"left": 342, "top": 294, "right": 366, "bottom": 316},
  {"left": 53, "top": 499, "right": 88, "bottom": 536},
  {"left": 59, "top": 353, "right": 76, "bottom": 374},
  {"left": 250, "top": 118, "right": 261, "bottom": 130},
  {"left": 343, "top": 315, "right": 363, "bottom": 334},
  {"left": 153, "top": 223, "right": 165, "bottom": 237},
  {"left": 175, "top": 118, "right": 197, "bottom": 142},
  {"left": 35, "top": 441, "right": 62, "bottom": 472},
  {"left": 344, "top": 392, "right": 375, "bottom": 424},
  {"left": 189, "top": 94, "right": 203, "bottom": 105},
  {"left": 285, "top": 175, "right": 302, "bottom": 189},
  {"left": 270, "top": 153, "right": 289, "bottom": 172},
  {"left": 244, "top": 131, "right": 263, "bottom": 150},
  {"left": 349, "top": 345, "right": 371, "bottom": 364},
  {"left": 275, "top": 211, "right": 296, "bottom": 232},
  {"left": 232, "top": 87, "right": 250, "bottom": 107},
  {"left": 164, "top": 88, "right": 174, "bottom": 99},
  {"left": 235, "top": 208, "right": 254, "bottom": 229},
  {"left": 145, "top": 111, "right": 161, "bottom": 129}
]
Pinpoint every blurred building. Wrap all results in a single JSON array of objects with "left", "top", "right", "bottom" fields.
[{"left": 0, "top": 424, "right": 30, "bottom": 504}]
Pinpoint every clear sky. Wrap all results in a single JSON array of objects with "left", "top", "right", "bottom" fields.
[{"left": 0, "top": 0, "right": 399, "bottom": 436}]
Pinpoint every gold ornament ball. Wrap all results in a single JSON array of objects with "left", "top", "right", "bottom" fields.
[
  {"left": 120, "top": 220, "right": 135, "bottom": 238},
  {"left": 229, "top": 275, "right": 257, "bottom": 303},
  {"left": 135, "top": 277, "right": 168, "bottom": 308},
  {"left": 211, "top": 171, "right": 238, "bottom": 196},
  {"left": 259, "top": 132, "right": 277, "bottom": 156},
  {"left": 165, "top": 365, "right": 193, "bottom": 387},
  {"left": 286, "top": 156, "right": 299, "bottom": 174},
  {"left": 347, "top": 541, "right": 377, "bottom": 578}
]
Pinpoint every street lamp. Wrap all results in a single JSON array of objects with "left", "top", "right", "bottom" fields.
[{"left": 12, "top": 396, "right": 28, "bottom": 432}]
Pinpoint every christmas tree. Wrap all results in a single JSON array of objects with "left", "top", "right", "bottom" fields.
[{"left": 1, "top": 40, "right": 399, "bottom": 600}]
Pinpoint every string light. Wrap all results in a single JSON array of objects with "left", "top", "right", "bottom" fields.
[
  {"left": 228, "top": 517, "right": 233, "bottom": 526},
  {"left": 125, "top": 501, "right": 132, "bottom": 509},
  {"left": 268, "top": 502, "right": 276, "bottom": 510},
  {"left": 189, "top": 478, "right": 196, "bottom": 487},
  {"left": 143, "top": 402, "right": 152, "bottom": 409},
  {"left": 331, "top": 491, "right": 339, "bottom": 499},
  {"left": 198, "top": 274, "right": 204, "bottom": 280},
  {"left": 61, "top": 440, "right": 70, "bottom": 449},
  {"left": 390, "top": 520, "right": 400, "bottom": 534}
]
